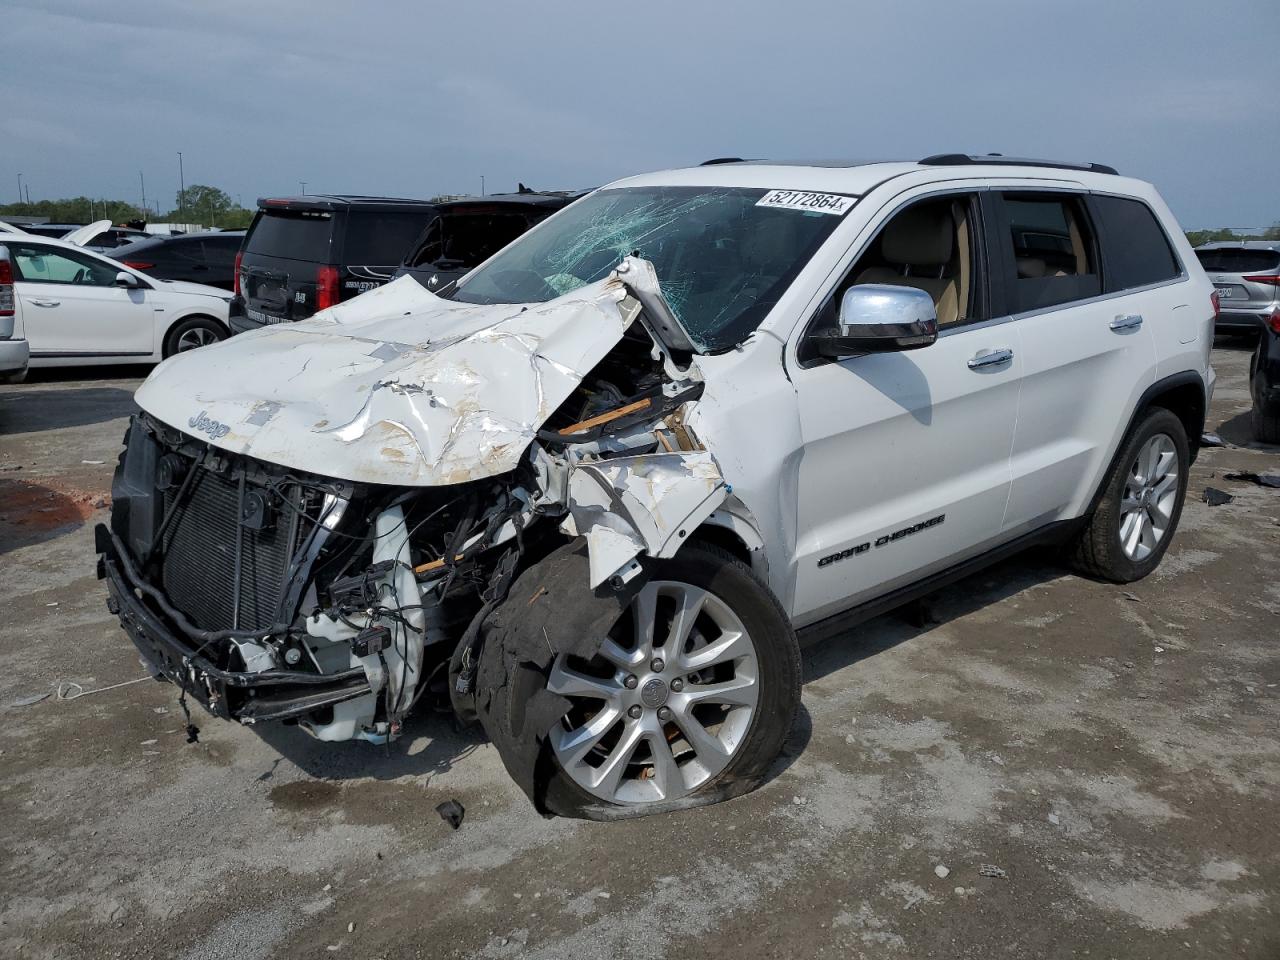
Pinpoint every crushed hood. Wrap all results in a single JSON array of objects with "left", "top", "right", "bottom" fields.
[{"left": 134, "top": 272, "right": 642, "bottom": 485}]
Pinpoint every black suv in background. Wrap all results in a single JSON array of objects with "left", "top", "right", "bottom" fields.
[
  {"left": 113, "top": 231, "right": 245, "bottom": 290},
  {"left": 396, "top": 189, "right": 584, "bottom": 292},
  {"left": 229, "top": 196, "right": 438, "bottom": 334}
]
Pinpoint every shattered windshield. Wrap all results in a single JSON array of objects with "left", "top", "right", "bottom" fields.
[{"left": 447, "top": 186, "right": 852, "bottom": 352}]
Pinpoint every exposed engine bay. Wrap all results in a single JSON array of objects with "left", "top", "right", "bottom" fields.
[{"left": 97, "top": 258, "right": 752, "bottom": 813}]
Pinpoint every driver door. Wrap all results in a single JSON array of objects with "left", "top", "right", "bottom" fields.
[
  {"left": 11, "top": 242, "right": 155, "bottom": 359},
  {"left": 787, "top": 190, "right": 1022, "bottom": 626}
]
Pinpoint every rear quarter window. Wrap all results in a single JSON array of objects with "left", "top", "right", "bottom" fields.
[
  {"left": 1195, "top": 248, "right": 1280, "bottom": 274},
  {"left": 1091, "top": 195, "right": 1182, "bottom": 292},
  {"left": 243, "top": 210, "right": 335, "bottom": 263},
  {"left": 343, "top": 211, "right": 436, "bottom": 265}
]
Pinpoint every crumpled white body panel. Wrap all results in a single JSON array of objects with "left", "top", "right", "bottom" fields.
[
  {"left": 562, "top": 451, "right": 729, "bottom": 587},
  {"left": 134, "top": 274, "right": 637, "bottom": 486}
]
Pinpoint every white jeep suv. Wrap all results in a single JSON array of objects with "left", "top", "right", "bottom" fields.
[{"left": 98, "top": 155, "right": 1214, "bottom": 819}]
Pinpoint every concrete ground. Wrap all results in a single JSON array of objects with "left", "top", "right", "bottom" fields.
[{"left": 0, "top": 343, "right": 1276, "bottom": 960}]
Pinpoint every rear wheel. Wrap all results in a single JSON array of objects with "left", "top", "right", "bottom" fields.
[
  {"left": 1070, "top": 408, "right": 1189, "bottom": 582},
  {"left": 163, "top": 316, "right": 225, "bottom": 358},
  {"left": 1252, "top": 404, "right": 1280, "bottom": 444},
  {"left": 540, "top": 544, "right": 800, "bottom": 817}
]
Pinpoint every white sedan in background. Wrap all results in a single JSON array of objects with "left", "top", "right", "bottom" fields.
[{"left": 0, "top": 234, "right": 231, "bottom": 381}]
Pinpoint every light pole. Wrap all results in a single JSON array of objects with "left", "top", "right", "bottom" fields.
[
  {"left": 16, "top": 173, "right": 22, "bottom": 207},
  {"left": 177, "top": 151, "right": 186, "bottom": 224},
  {"left": 139, "top": 171, "right": 147, "bottom": 221},
  {"left": 480, "top": 175, "right": 485, "bottom": 197},
  {"left": 299, "top": 180, "right": 307, "bottom": 195}
]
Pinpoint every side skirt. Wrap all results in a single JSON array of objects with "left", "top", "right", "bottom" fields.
[{"left": 796, "top": 519, "right": 1081, "bottom": 648}]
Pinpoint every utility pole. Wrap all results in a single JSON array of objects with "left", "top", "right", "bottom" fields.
[
  {"left": 139, "top": 171, "right": 147, "bottom": 221},
  {"left": 177, "top": 151, "right": 186, "bottom": 225},
  {"left": 480, "top": 175, "right": 485, "bottom": 197},
  {"left": 24, "top": 184, "right": 31, "bottom": 206},
  {"left": 299, "top": 180, "right": 307, "bottom": 195},
  {"left": 15, "top": 173, "right": 22, "bottom": 207}
]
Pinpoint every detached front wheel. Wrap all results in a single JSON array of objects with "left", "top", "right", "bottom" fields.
[{"left": 541, "top": 544, "right": 800, "bottom": 818}]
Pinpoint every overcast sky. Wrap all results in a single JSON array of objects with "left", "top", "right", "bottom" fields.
[{"left": 5, "top": 0, "right": 1277, "bottom": 229}]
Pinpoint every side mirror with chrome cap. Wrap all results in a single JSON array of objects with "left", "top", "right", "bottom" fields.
[
  {"left": 115, "top": 271, "right": 141, "bottom": 288},
  {"left": 812, "top": 284, "right": 938, "bottom": 358}
]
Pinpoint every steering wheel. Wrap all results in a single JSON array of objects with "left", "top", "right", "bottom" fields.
[{"left": 72, "top": 268, "right": 89, "bottom": 285}]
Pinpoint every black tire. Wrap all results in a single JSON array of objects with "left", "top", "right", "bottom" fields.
[
  {"left": 1252, "top": 404, "right": 1280, "bottom": 445},
  {"left": 1069, "top": 407, "right": 1189, "bottom": 583},
  {"left": 163, "top": 316, "right": 226, "bottom": 358},
  {"left": 540, "top": 543, "right": 801, "bottom": 819}
]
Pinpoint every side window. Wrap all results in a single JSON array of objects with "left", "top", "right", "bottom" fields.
[
  {"left": 999, "top": 193, "right": 1100, "bottom": 312},
  {"left": 10, "top": 244, "right": 119, "bottom": 286},
  {"left": 1090, "top": 195, "right": 1181, "bottom": 292},
  {"left": 801, "top": 193, "right": 982, "bottom": 361}
]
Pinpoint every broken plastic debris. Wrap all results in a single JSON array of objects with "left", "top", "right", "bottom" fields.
[
  {"left": 979, "top": 864, "right": 1009, "bottom": 879},
  {"left": 435, "top": 798, "right": 465, "bottom": 830},
  {"left": 934, "top": 864, "right": 950, "bottom": 879},
  {"left": 1223, "top": 471, "right": 1280, "bottom": 489},
  {"left": 1199, "top": 432, "right": 1225, "bottom": 448},
  {"left": 1202, "top": 487, "right": 1234, "bottom": 506},
  {"left": 11, "top": 693, "right": 50, "bottom": 707},
  {"left": 81, "top": 459, "right": 105, "bottom": 465},
  {"left": 1048, "top": 812, "right": 1061, "bottom": 826},
  {"left": 1122, "top": 591, "right": 1141, "bottom": 602}
]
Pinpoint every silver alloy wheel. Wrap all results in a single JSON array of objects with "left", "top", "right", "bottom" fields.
[
  {"left": 1119, "top": 432, "right": 1179, "bottom": 562},
  {"left": 547, "top": 580, "right": 760, "bottom": 805},
  {"left": 176, "top": 326, "right": 218, "bottom": 351}
]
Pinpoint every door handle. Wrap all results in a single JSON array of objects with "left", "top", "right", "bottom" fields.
[
  {"left": 1110, "top": 314, "right": 1143, "bottom": 331},
  {"left": 30, "top": 298, "right": 60, "bottom": 307},
  {"left": 967, "top": 347, "right": 1014, "bottom": 370}
]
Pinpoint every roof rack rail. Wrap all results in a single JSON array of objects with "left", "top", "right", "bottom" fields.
[
  {"left": 919, "top": 153, "right": 1119, "bottom": 176},
  {"left": 700, "top": 157, "right": 744, "bottom": 166}
]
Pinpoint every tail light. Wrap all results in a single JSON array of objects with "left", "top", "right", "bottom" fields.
[
  {"left": 315, "top": 265, "right": 339, "bottom": 311},
  {"left": 0, "top": 256, "right": 13, "bottom": 318},
  {"left": 1269, "top": 308, "right": 1280, "bottom": 335},
  {"left": 233, "top": 251, "right": 243, "bottom": 296},
  {"left": 121, "top": 261, "right": 154, "bottom": 271},
  {"left": 1242, "top": 274, "right": 1280, "bottom": 287},
  {"left": 1210, "top": 289, "right": 1220, "bottom": 322}
]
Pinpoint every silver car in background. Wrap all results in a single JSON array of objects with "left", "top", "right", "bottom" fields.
[{"left": 1196, "top": 241, "right": 1280, "bottom": 333}]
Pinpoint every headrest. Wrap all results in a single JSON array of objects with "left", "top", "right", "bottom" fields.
[
  {"left": 881, "top": 205, "right": 953, "bottom": 266},
  {"left": 1017, "top": 257, "right": 1047, "bottom": 278}
]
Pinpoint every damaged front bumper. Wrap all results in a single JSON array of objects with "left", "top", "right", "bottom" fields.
[{"left": 96, "top": 525, "right": 371, "bottom": 724}]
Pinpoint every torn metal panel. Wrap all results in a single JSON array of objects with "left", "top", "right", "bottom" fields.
[
  {"left": 561, "top": 451, "right": 729, "bottom": 587},
  {"left": 135, "top": 272, "right": 644, "bottom": 486}
]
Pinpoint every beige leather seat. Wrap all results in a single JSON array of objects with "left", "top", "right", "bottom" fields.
[{"left": 856, "top": 205, "right": 960, "bottom": 325}]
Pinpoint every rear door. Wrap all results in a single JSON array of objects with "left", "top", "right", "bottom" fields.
[
  {"left": 238, "top": 208, "right": 337, "bottom": 324},
  {"left": 994, "top": 190, "right": 1166, "bottom": 533},
  {"left": 10, "top": 242, "right": 154, "bottom": 358},
  {"left": 198, "top": 235, "right": 243, "bottom": 290}
]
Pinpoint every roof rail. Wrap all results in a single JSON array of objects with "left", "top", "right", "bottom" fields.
[
  {"left": 919, "top": 153, "right": 1119, "bottom": 176},
  {"left": 700, "top": 157, "right": 744, "bottom": 166}
]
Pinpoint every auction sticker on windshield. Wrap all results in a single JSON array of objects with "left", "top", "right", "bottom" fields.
[{"left": 755, "top": 190, "right": 855, "bottom": 215}]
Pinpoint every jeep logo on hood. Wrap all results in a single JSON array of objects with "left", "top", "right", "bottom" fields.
[{"left": 188, "top": 410, "right": 231, "bottom": 440}]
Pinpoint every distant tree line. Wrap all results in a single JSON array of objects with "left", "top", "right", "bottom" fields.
[
  {"left": 0, "top": 185, "right": 255, "bottom": 230},
  {"left": 1186, "top": 222, "right": 1280, "bottom": 247}
]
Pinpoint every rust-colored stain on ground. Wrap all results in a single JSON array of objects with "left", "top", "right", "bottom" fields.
[{"left": 0, "top": 478, "right": 105, "bottom": 534}]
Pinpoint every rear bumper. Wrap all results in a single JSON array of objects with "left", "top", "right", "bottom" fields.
[
  {"left": 228, "top": 299, "right": 267, "bottom": 336},
  {"left": 0, "top": 338, "right": 30, "bottom": 377},
  {"left": 1216, "top": 308, "right": 1273, "bottom": 332},
  {"left": 96, "top": 524, "right": 370, "bottom": 723}
]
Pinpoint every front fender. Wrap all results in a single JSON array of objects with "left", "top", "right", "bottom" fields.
[{"left": 560, "top": 450, "right": 729, "bottom": 588}]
